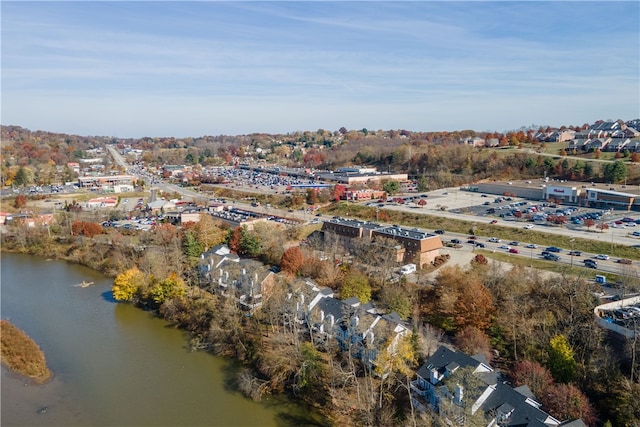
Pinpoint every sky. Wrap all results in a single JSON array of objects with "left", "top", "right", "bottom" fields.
[{"left": 1, "top": 1, "right": 639, "bottom": 138}]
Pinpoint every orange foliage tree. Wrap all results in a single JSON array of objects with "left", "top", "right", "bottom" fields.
[
  {"left": 71, "top": 221, "right": 103, "bottom": 237},
  {"left": 280, "top": 246, "right": 304, "bottom": 276}
]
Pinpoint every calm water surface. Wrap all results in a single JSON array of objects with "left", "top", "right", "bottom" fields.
[{"left": 1, "top": 253, "right": 322, "bottom": 427}]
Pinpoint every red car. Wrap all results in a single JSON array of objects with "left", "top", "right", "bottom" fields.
[
  {"left": 490, "top": 220, "right": 498, "bottom": 224},
  {"left": 508, "top": 248, "right": 520, "bottom": 254}
]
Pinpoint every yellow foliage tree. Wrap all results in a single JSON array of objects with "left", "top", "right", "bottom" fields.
[
  {"left": 149, "top": 272, "right": 186, "bottom": 305},
  {"left": 112, "top": 267, "right": 145, "bottom": 302}
]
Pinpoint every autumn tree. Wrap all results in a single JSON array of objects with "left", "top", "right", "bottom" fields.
[
  {"left": 542, "top": 383, "right": 595, "bottom": 425},
  {"left": 13, "top": 194, "right": 27, "bottom": 209},
  {"left": 280, "top": 246, "right": 304, "bottom": 276},
  {"left": 547, "top": 334, "right": 577, "bottom": 383},
  {"left": 149, "top": 272, "right": 186, "bottom": 305},
  {"left": 510, "top": 360, "right": 554, "bottom": 398},
  {"left": 71, "top": 221, "right": 103, "bottom": 238},
  {"left": 340, "top": 268, "right": 372, "bottom": 303},
  {"left": 425, "top": 266, "right": 495, "bottom": 332},
  {"left": 112, "top": 267, "right": 146, "bottom": 302},
  {"left": 454, "top": 326, "right": 493, "bottom": 362}
]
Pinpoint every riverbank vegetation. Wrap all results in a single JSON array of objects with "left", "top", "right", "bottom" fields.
[{"left": 0, "top": 320, "right": 52, "bottom": 383}]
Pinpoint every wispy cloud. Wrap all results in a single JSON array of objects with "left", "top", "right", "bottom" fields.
[{"left": 2, "top": 1, "right": 638, "bottom": 137}]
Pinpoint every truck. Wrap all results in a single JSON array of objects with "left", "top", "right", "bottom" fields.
[{"left": 400, "top": 264, "right": 417, "bottom": 275}]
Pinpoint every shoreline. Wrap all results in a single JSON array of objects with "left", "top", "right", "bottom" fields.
[{"left": 0, "top": 320, "right": 53, "bottom": 385}]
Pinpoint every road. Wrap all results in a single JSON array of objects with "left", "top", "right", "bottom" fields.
[{"left": 435, "top": 229, "right": 637, "bottom": 276}]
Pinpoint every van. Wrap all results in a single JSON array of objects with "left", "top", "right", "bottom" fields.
[{"left": 400, "top": 264, "right": 417, "bottom": 275}]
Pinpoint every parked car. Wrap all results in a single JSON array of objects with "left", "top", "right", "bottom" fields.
[
  {"left": 546, "top": 246, "right": 562, "bottom": 253},
  {"left": 568, "top": 250, "right": 582, "bottom": 256},
  {"left": 508, "top": 248, "right": 520, "bottom": 254},
  {"left": 595, "top": 254, "right": 610, "bottom": 260},
  {"left": 451, "top": 239, "right": 461, "bottom": 244}
]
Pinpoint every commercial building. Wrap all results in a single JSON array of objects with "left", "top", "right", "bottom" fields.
[{"left": 321, "top": 218, "right": 443, "bottom": 268}]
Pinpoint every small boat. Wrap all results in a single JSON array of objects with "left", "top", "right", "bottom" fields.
[{"left": 74, "top": 281, "right": 95, "bottom": 288}]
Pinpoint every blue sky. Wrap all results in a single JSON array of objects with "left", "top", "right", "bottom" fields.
[{"left": 2, "top": 1, "right": 639, "bottom": 138}]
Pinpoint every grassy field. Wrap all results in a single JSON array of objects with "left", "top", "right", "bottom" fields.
[{"left": 0, "top": 320, "right": 52, "bottom": 383}]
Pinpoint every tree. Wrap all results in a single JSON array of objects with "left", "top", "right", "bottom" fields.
[
  {"left": 13, "top": 194, "right": 27, "bottom": 209},
  {"left": 332, "top": 184, "right": 346, "bottom": 201},
  {"left": 149, "top": 272, "right": 186, "bottom": 305},
  {"left": 416, "top": 176, "right": 428, "bottom": 192},
  {"left": 542, "top": 383, "right": 595, "bottom": 425},
  {"left": 13, "top": 166, "right": 32, "bottom": 187},
  {"left": 112, "top": 267, "right": 145, "bottom": 301},
  {"left": 584, "top": 218, "right": 595, "bottom": 230},
  {"left": 603, "top": 160, "right": 627, "bottom": 183},
  {"left": 510, "top": 360, "right": 554, "bottom": 398},
  {"left": 547, "top": 334, "right": 576, "bottom": 383},
  {"left": 227, "top": 226, "right": 243, "bottom": 253},
  {"left": 239, "top": 227, "right": 262, "bottom": 257},
  {"left": 182, "top": 229, "right": 204, "bottom": 257},
  {"left": 383, "top": 180, "right": 400, "bottom": 196},
  {"left": 280, "top": 246, "right": 304, "bottom": 276},
  {"left": 454, "top": 326, "right": 493, "bottom": 362},
  {"left": 340, "top": 269, "right": 372, "bottom": 303}
]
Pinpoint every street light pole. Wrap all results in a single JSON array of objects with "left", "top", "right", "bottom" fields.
[{"left": 570, "top": 238, "right": 575, "bottom": 267}]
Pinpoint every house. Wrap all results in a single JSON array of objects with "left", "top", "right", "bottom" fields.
[
  {"left": 460, "top": 137, "right": 486, "bottom": 148},
  {"left": 583, "top": 138, "right": 611, "bottom": 152},
  {"left": 547, "top": 129, "right": 575, "bottom": 142},
  {"left": 604, "top": 138, "right": 630, "bottom": 152},
  {"left": 199, "top": 244, "right": 275, "bottom": 312},
  {"left": 566, "top": 139, "right": 589, "bottom": 151},
  {"left": 411, "top": 346, "right": 584, "bottom": 426}
]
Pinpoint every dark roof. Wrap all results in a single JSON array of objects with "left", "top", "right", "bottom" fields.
[
  {"left": 479, "top": 381, "right": 554, "bottom": 426},
  {"left": 417, "top": 346, "right": 490, "bottom": 380}
]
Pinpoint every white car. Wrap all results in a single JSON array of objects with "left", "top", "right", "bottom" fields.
[
  {"left": 498, "top": 245, "right": 511, "bottom": 250},
  {"left": 523, "top": 224, "right": 535, "bottom": 229},
  {"left": 488, "top": 237, "right": 501, "bottom": 243},
  {"left": 525, "top": 243, "right": 537, "bottom": 249},
  {"left": 595, "top": 254, "right": 610, "bottom": 260}
]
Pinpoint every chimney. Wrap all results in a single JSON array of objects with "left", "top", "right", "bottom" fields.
[{"left": 454, "top": 384, "right": 464, "bottom": 405}]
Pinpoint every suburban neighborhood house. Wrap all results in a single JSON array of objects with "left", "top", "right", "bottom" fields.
[
  {"left": 411, "top": 346, "right": 586, "bottom": 427},
  {"left": 321, "top": 218, "right": 443, "bottom": 268}
]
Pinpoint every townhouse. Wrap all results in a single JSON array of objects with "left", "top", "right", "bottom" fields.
[{"left": 411, "top": 346, "right": 585, "bottom": 427}]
